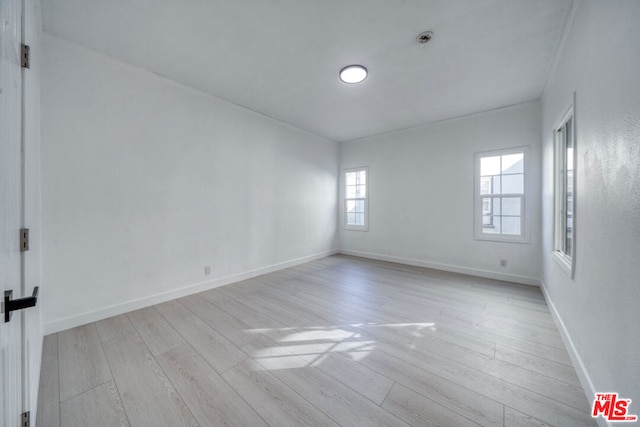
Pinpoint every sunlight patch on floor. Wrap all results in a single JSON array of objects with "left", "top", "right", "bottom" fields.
[{"left": 245, "top": 321, "right": 436, "bottom": 370}]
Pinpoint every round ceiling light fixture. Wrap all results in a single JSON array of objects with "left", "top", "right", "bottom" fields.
[{"left": 339, "top": 65, "right": 368, "bottom": 84}]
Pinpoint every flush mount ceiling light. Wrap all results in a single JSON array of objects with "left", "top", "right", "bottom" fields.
[{"left": 339, "top": 65, "right": 368, "bottom": 84}]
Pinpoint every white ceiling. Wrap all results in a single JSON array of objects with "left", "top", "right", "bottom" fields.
[{"left": 42, "top": 0, "right": 573, "bottom": 142}]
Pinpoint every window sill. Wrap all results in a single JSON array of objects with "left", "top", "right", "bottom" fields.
[
  {"left": 344, "top": 226, "right": 368, "bottom": 232},
  {"left": 474, "top": 233, "right": 529, "bottom": 244},
  {"left": 552, "top": 251, "right": 574, "bottom": 278}
]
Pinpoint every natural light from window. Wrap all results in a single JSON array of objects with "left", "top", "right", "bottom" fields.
[
  {"left": 475, "top": 148, "right": 528, "bottom": 243},
  {"left": 553, "top": 107, "right": 575, "bottom": 277},
  {"left": 344, "top": 168, "right": 368, "bottom": 230}
]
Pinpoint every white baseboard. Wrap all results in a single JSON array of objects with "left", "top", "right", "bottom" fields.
[
  {"left": 540, "top": 281, "right": 605, "bottom": 426},
  {"left": 338, "top": 249, "right": 541, "bottom": 286},
  {"left": 44, "top": 249, "right": 338, "bottom": 334}
]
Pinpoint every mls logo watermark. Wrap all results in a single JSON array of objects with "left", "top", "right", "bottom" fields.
[{"left": 592, "top": 393, "right": 637, "bottom": 422}]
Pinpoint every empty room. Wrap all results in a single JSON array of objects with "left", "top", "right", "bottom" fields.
[{"left": 1, "top": 0, "right": 639, "bottom": 426}]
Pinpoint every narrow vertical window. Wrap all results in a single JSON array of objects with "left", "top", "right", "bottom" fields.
[
  {"left": 475, "top": 147, "right": 529, "bottom": 243},
  {"left": 554, "top": 108, "right": 575, "bottom": 275},
  {"left": 344, "top": 167, "right": 368, "bottom": 231}
]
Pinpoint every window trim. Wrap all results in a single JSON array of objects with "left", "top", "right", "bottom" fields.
[
  {"left": 474, "top": 146, "right": 530, "bottom": 243},
  {"left": 552, "top": 101, "right": 576, "bottom": 278},
  {"left": 343, "top": 166, "right": 369, "bottom": 231}
]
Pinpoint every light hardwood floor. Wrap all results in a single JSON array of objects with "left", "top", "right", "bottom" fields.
[{"left": 36, "top": 255, "right": 596, "bottom": 426}]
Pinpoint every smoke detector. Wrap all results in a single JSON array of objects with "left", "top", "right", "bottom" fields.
[{"left": 417, "top": 31, "right": 434, "bottom": 44}]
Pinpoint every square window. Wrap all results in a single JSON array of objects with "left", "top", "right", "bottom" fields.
[{"left": 502, "top": 197, "right": 521, "bottom": 216}]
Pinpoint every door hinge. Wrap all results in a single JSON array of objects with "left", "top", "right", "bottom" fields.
[
  {"left": 22, "top": 411, "right": 30, "bottom": 427},
  {"left": 21, "top": 44, "right": 30, "bottom": 69},
  {"left": 20, "top": 228, "right": 29, "bottom": 252}
]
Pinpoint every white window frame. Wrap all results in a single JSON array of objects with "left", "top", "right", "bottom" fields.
[
  {"left": 474, "top": 146, "right": 530, "bottom": 243},
  {"left": 553, "top": 103, "right": 576, "bottom": 278},
  {"left": 343, "top": 167, "right": 368, "bottom": 231}
]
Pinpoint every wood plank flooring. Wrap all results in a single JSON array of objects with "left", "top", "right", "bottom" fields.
[{"left": 36, "top": 255, "right": 595, "bottom": 426}]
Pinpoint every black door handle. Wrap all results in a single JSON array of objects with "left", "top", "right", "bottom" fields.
[{"left": 4, "top": 286, "right": 39, "bottom": 322}]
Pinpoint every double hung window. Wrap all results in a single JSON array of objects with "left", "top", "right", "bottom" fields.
[
  {"left": 475, "top": 148, "right": 528, "bottom": 242},
  {"left": 554, "top": 107, "right": 575, "bottom": 275},
  {"left": 344, "top": 168, "right": 368, "bottom": 231}
]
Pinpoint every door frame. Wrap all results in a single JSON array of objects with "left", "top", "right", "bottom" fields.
[
  {"left": 1, "top": 0, "right": 27, "bottom": 424},
  {"left": 2, "top": 0, "right": 42, "bottom": 424}
]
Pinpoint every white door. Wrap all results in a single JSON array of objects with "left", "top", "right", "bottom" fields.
[{"left": 1, "top": 0, "right": 25, "bottom": 425}]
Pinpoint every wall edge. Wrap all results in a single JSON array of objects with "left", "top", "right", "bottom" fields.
[
  {"left": 339, "top": 249, "right": 541, "bottom": 286},
  {"left": 43, "top": 249, "right": 338, "bottom": 334}
]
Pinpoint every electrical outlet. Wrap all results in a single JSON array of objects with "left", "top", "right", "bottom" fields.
[
  {"left": 204, "top": 266, "right": 211, "bottom": 275},
  {"left": 500, "top": 259, "right": 507, "bottom": 267}
]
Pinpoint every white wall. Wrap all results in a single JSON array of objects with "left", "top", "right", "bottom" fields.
[
  {"left": 41, "top": 35, "right": 338, "bottom": 333},
  {"left": 340, "top": 101, "right": 542, "bottom": 285},
  {"left": 541, "top": 0, "right": 640, "bottom": 412}
]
